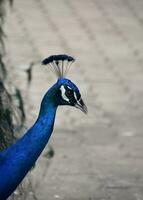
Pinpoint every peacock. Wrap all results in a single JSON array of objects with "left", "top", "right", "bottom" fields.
[{"left": 0, "top": 54, "right": 87, "bottom": 200}]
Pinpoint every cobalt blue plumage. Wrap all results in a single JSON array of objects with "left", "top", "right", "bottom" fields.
[{"left": 0, "top": 55, "right": 87, "bottom": 200}]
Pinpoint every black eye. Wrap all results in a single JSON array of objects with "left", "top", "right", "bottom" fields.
[{"left": 66, "top": 89, "right": 73, "bottom": 97}]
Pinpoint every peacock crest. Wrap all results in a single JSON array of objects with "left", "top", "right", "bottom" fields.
[{"left": 42, "top": 54, "right": 75, "bottom": 78}]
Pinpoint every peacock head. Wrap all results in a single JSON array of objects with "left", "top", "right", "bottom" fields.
[{"left": 42, "top": 54, "right": 87, "bottom": 114}]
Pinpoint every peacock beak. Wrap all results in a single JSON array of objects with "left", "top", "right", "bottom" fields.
[{"left": 75, "top": 98, "right": 88, "bottom": 114}]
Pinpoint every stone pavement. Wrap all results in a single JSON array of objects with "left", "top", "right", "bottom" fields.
[{"left": 4, "top": 0, "right": 143, "bottom": 199}]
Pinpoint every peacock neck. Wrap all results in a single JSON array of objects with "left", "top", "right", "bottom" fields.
[{"left": 0, "top": 92, "right": 58, "bottom": 200}]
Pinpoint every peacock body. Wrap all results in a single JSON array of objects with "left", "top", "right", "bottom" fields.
[{"left": 0, "top": 55, "right": 87, "bottom": 200}]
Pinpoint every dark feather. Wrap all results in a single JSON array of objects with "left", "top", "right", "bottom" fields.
[
  {"left": 41, "top": 54, "right": 75, "bottom": 78},
  {"left": 42, "top": 54, "right": 75, "bottom": 65}
]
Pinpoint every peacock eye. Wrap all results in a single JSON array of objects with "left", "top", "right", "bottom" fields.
[{"left": 66, "top": 89, "right": 73, "bottom": 96}]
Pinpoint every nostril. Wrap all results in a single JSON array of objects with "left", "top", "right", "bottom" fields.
[{"left": 78, "top": 98, "right": 84, "bottom": 106}]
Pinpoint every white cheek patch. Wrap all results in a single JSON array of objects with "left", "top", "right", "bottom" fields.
[{"left": 60, "top": 85, "right": 69, "bottom": 102}]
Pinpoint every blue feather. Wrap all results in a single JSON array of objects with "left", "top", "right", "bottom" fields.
[
  {"left": 0, "top": 55, "right": 87, "bottom": 199},
  {"left": 0, "top": 83, "right": 58, "bottom": 199}
]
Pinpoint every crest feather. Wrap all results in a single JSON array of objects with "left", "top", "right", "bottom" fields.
[{"left": 42, "top": 54, "right": 75, "bottom": 78}]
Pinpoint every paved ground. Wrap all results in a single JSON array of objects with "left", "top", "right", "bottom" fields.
[{"left": 4, "top": 0, "right": 143, "bottom": 199}]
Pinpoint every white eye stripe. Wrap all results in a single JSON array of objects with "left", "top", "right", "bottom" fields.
[
  {"left": 67, "top": 86, "right": 72, "bottom": 90},
  {"left": 74, "top": 92, "right": 81, "bottom": 104},
  {"left": 60, "top": 85, "right": 69, "bottom": 102},
  {"left": 74, "top": 92, "right": 78, "bottom": 101}
]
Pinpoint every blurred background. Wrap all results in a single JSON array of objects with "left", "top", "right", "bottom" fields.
[{"left": 1, "top": 0, "right": 143, "bottom": 199}]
